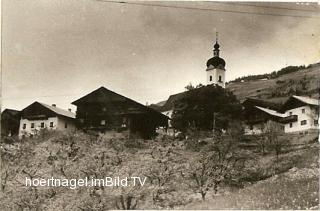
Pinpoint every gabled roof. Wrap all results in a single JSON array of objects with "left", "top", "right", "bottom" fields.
[
  {"left": 281, "top": 95, "right": 319, "bottom": 112},
  {"left": 242, "top": 98, "right": 282, "bottom": 111},
  {"left": 255, "top": 106, "right": 285, "bottom": 118},
  {"left": 72, "top": 86, "right": 169, "bottom": 118},
  {"left": 291, "top": 95, "right": 319, "bottom": 106},
  {"left": 38, "top": 102, "right": 75, "bottom": 119},
  {"left": 2, "top": 109, "right": 20, "bottom": 116}
]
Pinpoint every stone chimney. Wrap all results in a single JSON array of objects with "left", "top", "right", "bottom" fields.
[{"left": 52, "top": 104, "right": 56, "bottom": 107}]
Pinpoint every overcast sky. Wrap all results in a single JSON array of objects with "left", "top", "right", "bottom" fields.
[{"left": 2, "top": 0, "right": 320, "bottom": 111}]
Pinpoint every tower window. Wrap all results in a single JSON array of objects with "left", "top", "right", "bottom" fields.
[
  {"left": 209, "top": 76, "right": 212, "bottom": 81},
  {"left": 23, "top": 124, "right": 26, "bottom": 129},
  {"left": 218, "top": 75, "right": 222, "bottom": 82},
  {"left": 41, "top": 122, "right": 44, "bottom": 128}
]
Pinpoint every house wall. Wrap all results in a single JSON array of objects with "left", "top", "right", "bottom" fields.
[
  {"left": 283, "top": 105, "right": 318, "bottom": 133},
  {"left": 206, "top": 68, "right": 225, "bottom": 88},
  {"left": 244, "top": 124, "right": 264, "bottom": 135},
  {"left": 19, "top": 117, "right": 75, "bottom": 138},
  {"left": 161, "top": 109, "right": 173, "bottom": 127}
]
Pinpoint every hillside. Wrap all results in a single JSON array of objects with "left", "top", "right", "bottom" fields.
[{"left": 226, "top": 62, "right": 320, "bottom": 103}]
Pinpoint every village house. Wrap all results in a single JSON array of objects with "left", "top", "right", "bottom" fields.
[
  {"left": 243, "top": 95, "right": 319, "bottom": 134},
  {"left": 71, "top": 86, "right": 168, "bottom": 139},
  {"left": 1, "top": 109, "right": 21, "bottom": 137},
  {"left": 19, "top": 102, "right": 76, "bottom": 138}
]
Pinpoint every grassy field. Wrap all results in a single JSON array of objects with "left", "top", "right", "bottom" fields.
[
  {"left": 188, "top": 132, "right": 319, "bottom": 209},
  {"left": 0, "top": 130, "right": 318, "bottom": 210}
]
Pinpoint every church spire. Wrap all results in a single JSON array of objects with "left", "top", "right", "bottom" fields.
[{"left": 213, "top": 32, "right": 220, "bottom": 57}]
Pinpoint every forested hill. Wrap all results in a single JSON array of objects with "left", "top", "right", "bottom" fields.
[{"left": 226, "top": 62, "right": 320, "bottom": 103}]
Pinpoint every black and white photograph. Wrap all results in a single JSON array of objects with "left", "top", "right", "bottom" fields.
[{"left": 0, "top": 0, "right": 319, "bottom": 210}]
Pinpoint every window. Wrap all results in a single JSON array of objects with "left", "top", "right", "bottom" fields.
[
  {"left": 50, "top": 122, "right": 54, "bottom": 128},
  {"left": 209, "top": 76, "right": 212, "bottom": 81},
  {"left": 65, "top": 123, "right": 68, "bottom": 128},
  {"left": 101, "top": 120, "right": 106, "bottom": 126},
  {"left": 218, "top": 75, "right": 222, "bottom": 82},
  {"left": 23, "top": 124, "right": 26, "bottom": 129},
  {"left": 302, "top": 108, "right": 305, "bottom": 113},
  {"left": 289, "top": 112, "right": 292, "bottom": 116},
  {"left": 314, "top": 119, "right": 318, "bottom": 126},
  {"left": 301, "top": 120, "right": 307, "bottom": 125},
  {"left": 41, "top": 122, "right": 44, "bottom": 128},
  {"left": 289, "top": 123, "right": 293, "bottom": 128},
  {"left": 31, "top": 123, "right": 35, "bottom": 128}
]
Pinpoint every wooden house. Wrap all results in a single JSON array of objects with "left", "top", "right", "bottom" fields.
[
  {"left": 1, "top": 109, "right": 20, "bottom": 137},
  {"left": 71, "top": 86, "right": 169, "bottom": 139},
  {"left": 19, "top": 102, "right": 76, "bottom": 138}
]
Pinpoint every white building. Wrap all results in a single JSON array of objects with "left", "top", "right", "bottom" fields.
[
  {"left": 243, "top": 95, "right": 319, "bottom": 134},
  {"left": 281, "top": 95, "right": 319, "bottom": 133},
  {"left": 206, "top": 35, "right": 226, "bottom": 88},
  {"left": 19, "top": 101, "right": 76, "bottom": 138}
]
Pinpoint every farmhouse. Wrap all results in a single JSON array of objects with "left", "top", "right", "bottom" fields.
[
  {"left": 71, "top": 86, "right": 169, "bottom": 139},
  {"left": 1, "top": 109, "right": 20, "bottom": 137},
  {"left": 243, "top": 95, "right": 319, "bottom": 134},
  {"left": 19, "top": 102, "right": 76, "bottom": 138}
]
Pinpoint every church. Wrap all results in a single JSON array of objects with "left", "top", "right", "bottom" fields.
[
  {"left": 206, "top": 34, "right": 226, "bottom": 88},
  {"left": 150, "top": 34, "right": 227, "bottom": 129}
]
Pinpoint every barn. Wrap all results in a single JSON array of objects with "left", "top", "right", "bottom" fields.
[{"left": 71, "top": 86, "right": 169, "bottom": 139}]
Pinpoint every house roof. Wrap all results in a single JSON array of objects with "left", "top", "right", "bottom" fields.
[
  {"left": 242, "top": 98, "right": 282, "bottom": 111},
  {"left": 72, "top": 86, "right": 169, "bottom": 119},
  {"left": 255, "top": 106, "right": 285, "bottom": 118},
  {"left": 291, "top": 95, "right": 319, "bottom": 106},
  {"left": 38, "top": 102, "right": 75, "bottom": 119},
  {"left": 2, "top": 109, "right": 20, "bottom": 116}
]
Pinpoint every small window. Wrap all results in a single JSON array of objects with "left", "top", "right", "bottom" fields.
[
  {"left": 101, "top": 120, "right": 106, "bottom": 126},
  {"left": 50, "top": 122, "right": 54, "bottom": 127},
  {"left": 22, "top": 124, "right": 26, "bottom": 129},
  {"left": 314, "top": 119, "right": 318, "bottom": 126},
  {"left": 65, "top": 123, "right": 68, "bottom": 128},
  {"left": 218, "top": 75, "right": 222, "bottom": 82},
  {"left": 41, "top": 122, "right": 44, "bottom": 128},
  {"left": 301, "top": 120, "right": 307, "bottom": 125},
  {"left": 302, "top": 109, "right": 305, "bottom": 113},
  {"left": 289, "top": 123, "right": 293, "bottom": 128},
  {"left": 31, "top": 123, "right": 35, "bottom": 128},
  {"left": 289, "top": 112, "right": 292, "bottom": 116},
  {"left": 209, "top": 76, "right": 212, "bottom": 81}
]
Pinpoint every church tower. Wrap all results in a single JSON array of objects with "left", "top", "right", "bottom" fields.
[{"left": 206, "top": 33, "right": 226, "bottom": 88}]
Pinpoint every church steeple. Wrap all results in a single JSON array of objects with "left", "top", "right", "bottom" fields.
[
  {"left": 213, "top": 32, "right": 220, "bottom": 57},
  {"left": 206, "top": 32, "right": 226, "bottom": 88}
]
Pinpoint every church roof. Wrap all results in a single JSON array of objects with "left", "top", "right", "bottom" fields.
[{"left": 206, "top": 56, "right": 226, "bottom": 69}]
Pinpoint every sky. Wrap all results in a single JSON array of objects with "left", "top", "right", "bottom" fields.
[{"left": 2, "top": 0, "right": 320, "bottom": 111}]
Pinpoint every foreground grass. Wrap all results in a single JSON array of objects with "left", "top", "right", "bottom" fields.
[{"left": 188, "top": 143, "right": 319, "bottom": 210}]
